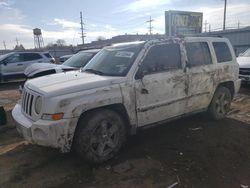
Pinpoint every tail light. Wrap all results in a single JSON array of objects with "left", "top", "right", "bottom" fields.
[{"left": 50, "top": 59, "right": 56, "bottom": 64}]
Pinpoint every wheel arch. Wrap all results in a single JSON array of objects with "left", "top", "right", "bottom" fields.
[
  {"left": 217, "top": 81, "right": 235, "bottom": 99},
  {"left": 73, "top": 103, "right": 132, "bottom": 140}
]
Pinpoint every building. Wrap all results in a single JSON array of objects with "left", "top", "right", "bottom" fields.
[{"left": 200, "top": 27, "right": 250, "bottom": 55}]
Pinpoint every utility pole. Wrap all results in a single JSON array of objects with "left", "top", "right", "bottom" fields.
[
  {"left": 204, "top": 20, "right": 208, "bottom": 32},
  {"left": 146, "top": 16, "right": 154, "bottom": 35},
  {"left": 15, "top": 38, "right": 19, "bottom": 45},
  {"left": 3, "top": 41, "right": 6, "bottom": 50},
  {"left": 209, "top": 24, "right": 211, "bottom": 32},
  {"left": 237, "top": 21, "right": 240, "bottom": 29},
  {"left": 223, "top": 0, "right": 227, "bottom": 30},
  {"left": 80, "top": 11, "right": 85, "bottom": 45}
]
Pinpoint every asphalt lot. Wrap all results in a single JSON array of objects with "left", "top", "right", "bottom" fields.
[{"left": 1, "top": 82, "right": 250, "bottom": 188}]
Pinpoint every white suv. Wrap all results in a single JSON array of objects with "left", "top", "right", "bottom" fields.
[
  {"left": 0, "top": 51, "right": 54, "bottom": 83},
  {"left": 12, "top": 37, "right": 241, "bottom": 163}
]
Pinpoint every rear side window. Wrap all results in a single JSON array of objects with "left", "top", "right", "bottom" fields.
[
  {"left": 23, "top": 53, "right": 42, "bottom": 61},
  {"left": 44, "top": 53, "right": 52, "bottom": 58},
  {"left": 186, "top": 42, "right": 212, "bottom": 66},
  {"left": 140, "top": 43, "right": 181, "bottom": 75},
  {"left": 212, "top": 42, "right": 232, "bottom": 63}
]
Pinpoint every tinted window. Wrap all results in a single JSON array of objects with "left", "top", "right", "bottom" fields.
[
  {"left": 23, "top": 53, "right": 42, "bottom": 61},
  {"left": 213, "top": 42, "right": 232, "bottom": 63},
  {"left": 44, "top": 53, "right": 52, "bottom": 58},
  {"left": 63, "top": 52, "right": 94, "bottom": 68},
  {"left": 186, "top": 42, "right": 212, "bottom": 66},
  {"left": 140, "top": 43, "right": 181, "bottom": 75}
]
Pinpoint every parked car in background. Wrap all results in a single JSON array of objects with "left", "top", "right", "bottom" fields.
[
  {"left": 24, "top": 49, "right": 100, "bottom": 79},
  {"left": 0, "top": 51, "right": 55, "bottom": 83},
  {"left": 12, "top": 37, "right": 241, "bottom": 163},
  {"left": 238, "top": 48, "right": 250, "bottom": 83},
  {"left": 59, "top": 54, "right": 73, "bottom": 63}
]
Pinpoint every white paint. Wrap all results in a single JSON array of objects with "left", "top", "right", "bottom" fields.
[{"left": 12, "top": 37, "right": 241, "bottom": 153}]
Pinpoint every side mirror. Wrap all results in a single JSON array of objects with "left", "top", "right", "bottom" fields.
[
  {"left": 3, "top": 60, "right": 8, "bottom": 66},
  {"left": 135, "top": 69, "right": 144, "bottom": 80}
]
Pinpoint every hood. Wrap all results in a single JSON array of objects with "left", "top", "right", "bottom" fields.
[
  {"left": 25, "top": 71, "right": 125, "bottom": 97},
  {"left": 237, "top": 57, "right": 250, "bottom": 68},
  {"left": 24, "top": 63, "right": 72, "bottom": 77}
]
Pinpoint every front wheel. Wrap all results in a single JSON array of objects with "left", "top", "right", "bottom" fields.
[
  {"left": 208, "top": 86, "right": 232, "bottom": 120},
  {"left": 73, "top": 109, "right": 127, "bottom": 163}
]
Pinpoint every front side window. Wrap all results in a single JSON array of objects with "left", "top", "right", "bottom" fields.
[
  {"left": 186, "top": 42, "right": 212, "bottom": 66},
  {"left": 139, "top": 43, "right": 181, "bottom": 75},
  {"left": 5, "top": 53, "right": 23, "bottom": 64},
  {"left": 83, "top": 42, "right": 144, "bottom": 76},
  {"left": 213, "top": 42, "right": 232, "bottom": 63}
]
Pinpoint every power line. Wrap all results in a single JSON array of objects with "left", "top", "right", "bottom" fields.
[{"left": 146, "top": 16, "right": 154, "bottom": 35}]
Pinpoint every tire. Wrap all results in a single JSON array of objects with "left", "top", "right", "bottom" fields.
[
  {"left": 73, "top": 109, "right": 127, "bottom": 163},
  {"left": 208, "top": 86, "right": 232, "bottom": 120}
]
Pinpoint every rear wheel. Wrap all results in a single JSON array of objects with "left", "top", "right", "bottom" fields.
[
  {"left": 208, "top": 86, "right": 232, "bottom": 120},
  {"left": 74, "top": 109, "right": 126, "bottom": 163}
]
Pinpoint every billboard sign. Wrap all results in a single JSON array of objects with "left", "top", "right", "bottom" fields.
[{"left": 165, "top": 10, "right": 203, "bottom": 36}]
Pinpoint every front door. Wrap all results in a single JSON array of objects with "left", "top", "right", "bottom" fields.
[
  {"left": 1, "top": 53, "right": 24, "bottom": 76},
  {"left": 135, "top": 43, "right": 188, "bottom": 127}
]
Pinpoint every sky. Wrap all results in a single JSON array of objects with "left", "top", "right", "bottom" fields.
[{"left": 0, "top": 0, "right": 250, "bottom": 49}]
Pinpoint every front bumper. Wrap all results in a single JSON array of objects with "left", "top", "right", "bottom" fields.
[
  {"left": 239, "top": 74, "right": 250, "bottom": 82},
  {"left": 12, "top": 104, "right": 77, "bottom": 152}
]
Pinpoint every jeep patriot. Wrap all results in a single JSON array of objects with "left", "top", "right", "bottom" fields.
[{"left": 12, "top": 37, "right": 241, "bottom": 163}]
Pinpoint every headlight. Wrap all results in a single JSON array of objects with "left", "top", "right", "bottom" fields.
[{"left": 35, "top": 96, "right": 42, "bottom": 114}]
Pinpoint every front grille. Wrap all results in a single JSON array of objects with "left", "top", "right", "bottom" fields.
[
  {"left": 21, "top": 89, "right": 34, "bottom": 116},
  {"left": 239, "top": 68, "right": 250, "bottom": 75}
]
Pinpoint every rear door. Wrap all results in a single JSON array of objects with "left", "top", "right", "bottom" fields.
[
  {"left": 22, "top": 53, "right": 44, "bottom": 71},
  {"left": 185, "top": 39, "right": 216, "bottom": 111}
]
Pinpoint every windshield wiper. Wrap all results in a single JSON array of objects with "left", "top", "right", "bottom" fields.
[{"left": 84, "top": 68, "right": 104, "bottom": 75}]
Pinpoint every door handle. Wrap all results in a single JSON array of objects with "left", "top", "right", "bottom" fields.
[
  {"left": 17, "top": 64, "right": 23, "bottom": 66},
  {"left": 141, "top": 88, "right": 149, "bottom": 94},
  {"left": 38, "top": 61, "right": 43, "bottom": 63}
]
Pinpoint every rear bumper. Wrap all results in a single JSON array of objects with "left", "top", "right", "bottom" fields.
[{"left": 12, "top": 104, "right": 78, "bottom": 152}]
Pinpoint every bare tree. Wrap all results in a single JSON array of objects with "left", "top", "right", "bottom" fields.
[
  {"left": 56, "top": 39, "right": 66, "bottom": 46},
  {"left": 97, "top": 36, "right": 106, "bottom": 41}
]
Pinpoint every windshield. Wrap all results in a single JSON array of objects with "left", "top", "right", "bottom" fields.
[
  {"left": 242, "top": 48, "right": 250, "bottom": 57},
  {"left": 83, "top": 43, "right": 144, "bottom": 76},
  {"left": 62, "top": 52, "right": 94, "bottom": 68}
]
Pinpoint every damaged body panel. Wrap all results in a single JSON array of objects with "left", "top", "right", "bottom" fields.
[{"left": 12, "top": 37, "right": 241, "bottom": 158}]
